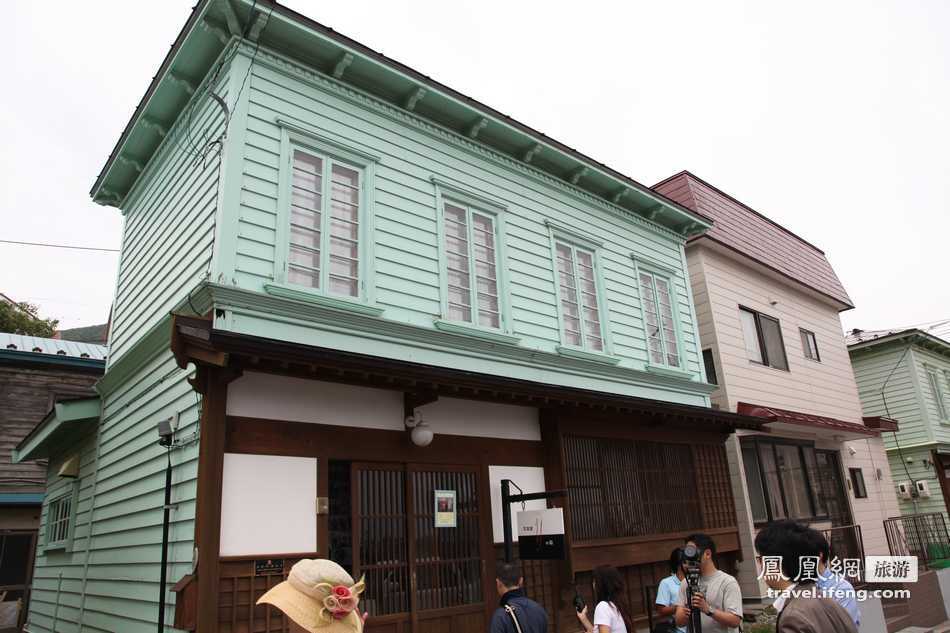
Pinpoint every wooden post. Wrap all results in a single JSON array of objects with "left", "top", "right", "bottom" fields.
[{"left": 194, "top": 368, "right": 230, "bottom": 633}]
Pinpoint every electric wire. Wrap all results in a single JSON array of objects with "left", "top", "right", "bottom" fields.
[{"left": 0, "top": 239, "right": 119, "bottom": 252}]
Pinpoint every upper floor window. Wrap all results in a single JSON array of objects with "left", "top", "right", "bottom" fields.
[
  {"left": 287, "top": 150, "right": 363, "bottom": 298},
  {"left": 702, "top": 349, "right": 718, "bottom": 385},
  {"left": 46, "top": 492, "right": 74, "bottom": 549},
  {"left": 927, "top": 367, "right": 949, "bottom": 421},
  {"left": 555, "top": 242, "right": 604, "bottom": 351},
  {"left": 442, "top": 201, "right": 501, "bottom": 328},
  {"left": 639, "top": 271, "right": 680, "bottom": 367},
  {"left": 739, "top": 307, "right": 788, "bottom": 370},
  {"left": 800, "top": 328, "right": 820, "bottom": 362}
]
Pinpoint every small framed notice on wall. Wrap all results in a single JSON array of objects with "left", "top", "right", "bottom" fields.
[{"left": 434, "top": 489, "right": 457, "bottom": 528}]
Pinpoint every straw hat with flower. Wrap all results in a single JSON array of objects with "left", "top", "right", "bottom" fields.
[{"left": 257, "top": 559, "right": 366, "bottom": 633}]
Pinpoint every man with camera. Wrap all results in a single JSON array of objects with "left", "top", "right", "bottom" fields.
[{"left": 674, "top": 533, "right": 742, "bottom": 633}]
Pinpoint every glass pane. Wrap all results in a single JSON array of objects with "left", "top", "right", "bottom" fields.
[
  {"left": 475, "top": 260, "right": 496, "bottom": 281},
  {"left": 476, "top": 276, "right": 497, "bottom": 296},
  {"left": 447, "top": 269, "right": 470, "bottom": 291},
  {"left": 803, "top": 447, "right": 827, "bottom": 516},
  {"left": 289, "top": 266, "right": 320, "bottom": 288},
  {"left": 330, "top": 255, "right": 358, "bottom": 279},
  {"left": 742, "top": 445, "right": 769, "bottom": 523},
  {"left": 330, "top": 237, "right": 358, "bottom": 260},
  {"left": 758, "top": 444, "right": 786, "bottom": 520},
  {"left": 291, "top": 207, "right": 321, "bottom": 232},
  {"left": 289, "top": 246, "right": 321, "bottom": 269},
  {"left": 331, "top": 163, "right": 359, "bottom": 188},
  {"left": 473, "top": 244, "right": 494, "bottom": 264},
  {"left": 760, "top": 315, "right": 788, "bottom": 370},
  {"left": 558, "top": 271, "right": 576, "bottom": 289},
  {"left": 447, "top": 252, "right": 469, "bottom": 274},
  {"left": 448, "top": 304, "right": 471, "bottom": 322},
  {"left": 291, "top": 226, "right": 321, "bottom": 251},
  {"left": 292, "top": 188, "right": 322, "bottom": 210},
  {"left": 444, "top": 217, "right": 467, "bottom": 240},
  {"left": 588, "top": 336, "right": 604, "bottom": 351},
  {"left": 564, "top": 316, "right": 581, "bottom": 335},
  {"left": 330, "top": 218, "right": 359, "bottom": 241},
  {"left": 576, "top": 250, "right": 593, "bottom": 268},
  {"left": 564, "top": 329, "right": 581, "bottom": 346},
  {"left": 444, "top": 203, "right": 466, "bottom": 223},
  {"left": 740, "top": 309, "right": 764, "bottom": 363},
  {"left": 478, "top": 293, "right": 499, "bottom": 313},
  {"left": 331, "top": 181, "right": 359, "bottom": 206},
  {"left": 561, "top": 300, "right": 579, "bottom": 318},
  {"left": 479, "top": 310, "right": 500, "bottom": 328},
  {"left": 329, "top": 276, "right": 358, "bottom": 297},
  {"left": 294, "top": 150, "right": 323, "bottom": 175},
  {"left": 445, "top": 235, "right": 468, "bottom": 256},
  {"left": 776, "top": 444, "right": 812, "bottom": 519},
  {"left": 292, "top": 167, "right": 322, "bottom": 193},
  {"left": 331, "top": 200, "right": 359, "bottom": 223},
  {"left": 448, "top": 286, "right": 471, "bottom": 307}
]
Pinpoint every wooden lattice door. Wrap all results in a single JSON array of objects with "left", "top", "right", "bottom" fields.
[{"left": 353, "top": 463, "right": 488, "bottom": 633}]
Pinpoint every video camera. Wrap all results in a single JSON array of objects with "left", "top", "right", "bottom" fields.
[{"left": 681, "top": 544, "right": 704, "bottom": 633}]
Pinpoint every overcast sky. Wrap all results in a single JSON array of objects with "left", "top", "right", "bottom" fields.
[{"left": 2, "top": 1, "right": 947, "bottom": 338}]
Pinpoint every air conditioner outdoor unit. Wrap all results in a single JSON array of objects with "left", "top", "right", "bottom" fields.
[
  {"left": 897, "top": 481, "right": 913, "bottom": 499},
  {"left": 915, "top": 480, "right": 931, "bottom": 498}
]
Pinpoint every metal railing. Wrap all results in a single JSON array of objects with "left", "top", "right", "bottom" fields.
[
  {"left": 822, "top": 524, "right": 865, "bottom": 564},
  {"left": 884, "top": 512, "right": 950, "bottom": 570}
]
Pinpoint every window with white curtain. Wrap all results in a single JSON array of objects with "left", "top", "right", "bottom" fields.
[
  {"left": 639, "top": 271, "right": 680, "bottom": 367},
  {"left": 287, "top": 149, "right": 362, "bottom": 298},
  {"left": 555, "top": 242, "right": 603, "bottom": 351},
  {"left": 442, "top": 201, "right": 501, "bottom": 328}
]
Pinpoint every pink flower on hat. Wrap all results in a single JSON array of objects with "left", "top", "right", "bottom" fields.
[{"left": 323, "top": 585, "right": 358, "bottom": 619}]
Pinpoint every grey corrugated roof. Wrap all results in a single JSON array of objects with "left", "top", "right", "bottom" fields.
[{"left": 0, "top": 333, "right": 108, "bottom": 360}]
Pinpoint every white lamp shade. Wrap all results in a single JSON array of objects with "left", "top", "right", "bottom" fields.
[{"left": 410, "top": 423, "right": 434, "bottom": 447}]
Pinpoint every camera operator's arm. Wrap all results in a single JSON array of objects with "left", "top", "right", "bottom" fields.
[
  {"left": 690, "top": 592, "right": 742, "bottom": 628},
  {"left": 673, "top": 583, "right": 689, "bottom": 626}
]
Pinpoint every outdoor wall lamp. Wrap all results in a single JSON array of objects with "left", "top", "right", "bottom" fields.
[{"left": 404, "top": 411, "right": 434, "bottom": 447}]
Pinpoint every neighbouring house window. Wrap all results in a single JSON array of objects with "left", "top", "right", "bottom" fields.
[
  {"left": 287, "top": 149, "right": 362, "bottom": 298},
  {"left": 927, "top": 368, "right": 949, "bottom": 420},
  {"left": 849, "top": 468, "right": 868, "bottom": 499},
  {"left": 739, "top": 307, "right": 789, "bottom": 370},
  {"left": 555, "top": 242, "right": 604, "bottom": 351},
  {"left": 741, "top": 438, "right": 826, "bottom": 523},
  {"left": 46, "top": 494, "right": 73, "bottom": 548},
  {"left": 800, "top": 328, "right": 821, "bottom": 362},
  {"left": 442, "top": 202, "right": 501, "bottom": 328},
  {"left": 639, "top": 271, "right": 680, "bottom": 367},
  {"left": 702, "top": 349, "right": 718, "bottom": 385}
]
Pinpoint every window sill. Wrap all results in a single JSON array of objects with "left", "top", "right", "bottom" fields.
[
  {"left": 433, "top": 320, "right": 521, "bottom": 345},
  {"left": 44, "top": 543, "right": 68, "bottom": 553},
  {"left": 263, "top": 283, "right": 385, "bottom": 318},
  {"left": 644, "top": 363, "right": 694, "bottom": 380},
  {"left": 748, "top": 360, "right": 790, "bottom": 373},
  {"left": 555, "top": 345, "right": 621, "bottom": 365}
]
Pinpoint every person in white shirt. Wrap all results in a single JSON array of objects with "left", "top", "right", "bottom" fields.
[{"left": 575, "top": 565, "right": 633, "bottom": 633}]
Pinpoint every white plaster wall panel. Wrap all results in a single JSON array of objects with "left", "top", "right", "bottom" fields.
[
  {"left": 488, "top": 465, "right": 547, "bottom": 544},
  {"left": 220, "top": 453, "right": 318, "bottom": 556},
  {"left": 227, "top": 371, "right": 540, "bottom": 440},
  {"left": 693, "top": 243, "right": 864, "bottom": 422}
]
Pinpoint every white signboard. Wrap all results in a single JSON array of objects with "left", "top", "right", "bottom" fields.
[{"left": 517, "top": 508, "right": 566, "bottom": 560}]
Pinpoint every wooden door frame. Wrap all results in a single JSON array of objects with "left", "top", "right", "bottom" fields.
[{"left": 931, "top": 451, "right": 950, "bottom": 519}]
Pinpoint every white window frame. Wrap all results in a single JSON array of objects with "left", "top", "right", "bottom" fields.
[
  {"left": 45, "top": 485, "right": 78, "bottom": 551},
  {"left": 546, "top": 221, "right": 614, "bottom": 360},
  {"left": 926, "top": 366, "right": 949, "bottom": 422},
  {"left": 432, "top": 179, "right": 517, "bottom": 343},
  {"left": 272, "top": 120, "right": 378, "bottom": 308},
  {"left": 635, "top": 267, "right": 683, "bottom": 369}
]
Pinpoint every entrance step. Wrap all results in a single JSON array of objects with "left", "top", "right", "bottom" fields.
[{"left": 892, "top": 627, "right": 935, "bottom": 633}]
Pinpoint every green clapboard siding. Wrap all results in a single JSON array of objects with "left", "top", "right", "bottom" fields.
[
  {"left": 26, "top": 350, "right": 199, "bottom": 633},
  {"left": 106, "top": 69, "right": 229, "bottom": 364},
  {"left": 887, "top": 445, "right": 950, "bottom": 523},
  {"left": 913, "top": 347, "right": 950, "bottom": 443},
  {"left": 852, "top": 343, "right": 930, "bottom": 447},
  {"left": 228, "top": 51, "right": 703, "bottom": 378}
]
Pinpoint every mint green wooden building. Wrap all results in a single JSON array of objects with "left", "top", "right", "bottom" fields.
[
  {"left": 848, "top": 329, "right": 950, "bottom": 520},
  {"left": 16, "top": 2, "right": 762, "bottom": 632}
]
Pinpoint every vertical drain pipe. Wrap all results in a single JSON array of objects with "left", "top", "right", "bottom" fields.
[
  {"left": 158, "top": 447, "right": 173, "bottom": 632},
  {"left": 51, "top": 572, "right": 63, "bottom": 632}
]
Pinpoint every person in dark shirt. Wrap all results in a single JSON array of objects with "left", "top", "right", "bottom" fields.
[{"left": 489, "top": 561, "right": 548, "bottom": 633}]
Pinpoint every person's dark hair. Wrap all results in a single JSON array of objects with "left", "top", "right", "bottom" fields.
[
  {"left": 668, "top": 547, "right": 684, "bottom": 574},
  {"left": 686, "top": 533, "right": 716, "bottom": 557},
  {"left": 754, "top": 520, "right": 823, "bottom": 581},
  {"left": 496, "top": 561, "right": 523, "bottom": 588},
  {"left": 806, "top": 528, "right": 831, "bottom": 563},
  {"left": 592, "top": 565, "right": 633, "bottom": 631}
]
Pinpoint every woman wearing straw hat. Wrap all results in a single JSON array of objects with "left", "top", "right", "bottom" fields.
[{"left": 257, "top": 559, "right": 368, "bottom": 633}]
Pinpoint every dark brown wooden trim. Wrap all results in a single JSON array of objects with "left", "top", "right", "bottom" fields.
[
  {"left": 219, "top": 551, "right": 318, "bottom": 562},
  {"left": 194, "top": 369, "right": 231, "bottom": 633},
  {"left": 555, "top": 414, "right": 730, "bottom": 444},
  {"left": 932, "top": 450, "right": 950, "bottom": 518},
  {"left": 225, "top": 416, "right": 545, "bottom": 467}
]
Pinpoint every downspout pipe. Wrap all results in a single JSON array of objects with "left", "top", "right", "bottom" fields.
[{"left": 158, "top": 446, "right": 173, "bottom": 632}]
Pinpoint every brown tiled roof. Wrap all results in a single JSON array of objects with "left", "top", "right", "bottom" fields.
[
  {"left": 737, "top": 402, "right": 878, "bottom": 436},
  {"left": 653, "top": 171, "right": 853, "bottom": 310}
]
